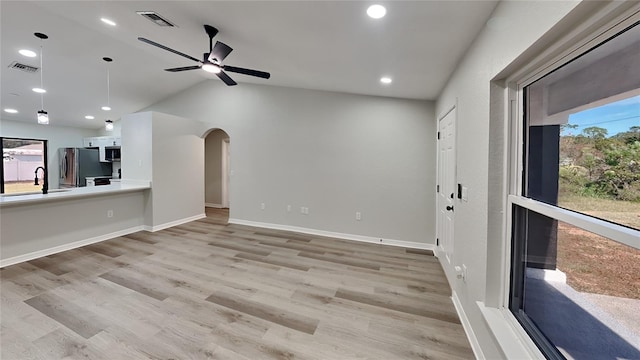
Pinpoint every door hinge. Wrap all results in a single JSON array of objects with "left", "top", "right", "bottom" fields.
[
  {"left": 437, "top": 131, "right": 440, "bottom": 140},
  {"left": 436, "top": 185, "right": 440, "bottom": 192},
  {"left": 436, "top": 238, "right": 439, "bottom": 246}
]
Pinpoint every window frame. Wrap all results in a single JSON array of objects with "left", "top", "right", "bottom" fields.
[
  {"left": 1, "top": 136, "right": 49, "bottom": 194},
  {"left": 497, "top": 6, "right": 640, "bottom": 359}
]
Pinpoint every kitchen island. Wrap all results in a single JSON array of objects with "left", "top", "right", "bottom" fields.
[{"left": 0, "top": 181, "right": 151, "bottom": 267}]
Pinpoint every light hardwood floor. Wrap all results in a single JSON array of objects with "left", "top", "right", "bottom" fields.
[{"left": 1, "top": 208, "right": 474, "bottom": 359}]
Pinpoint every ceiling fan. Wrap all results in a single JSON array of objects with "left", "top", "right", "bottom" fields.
[{"left": 138, "top": 25, "right": 270, "bottom": 86}]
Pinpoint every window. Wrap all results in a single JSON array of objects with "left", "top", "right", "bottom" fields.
[
  {"left": 1, "top": 137, "right": 48, "bottom": 194},
  {"left": 509, "top": 22, "right": 640, "bottom": 359}
]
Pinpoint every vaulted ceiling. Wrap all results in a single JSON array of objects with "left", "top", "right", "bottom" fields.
[{"left": 1, "top": 1, "right": 499, "bottom": 129}]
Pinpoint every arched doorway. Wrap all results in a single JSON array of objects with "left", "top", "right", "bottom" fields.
[{"left": 204, "top": 129, "right": 230, "bottom": 209}]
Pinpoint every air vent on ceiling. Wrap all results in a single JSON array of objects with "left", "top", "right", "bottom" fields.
[
  {"left": 136, "top": 11, "right": 176, "bottom": 27},
  {"left": 8, "top": 61, "right": 39, "bottom": 73}
]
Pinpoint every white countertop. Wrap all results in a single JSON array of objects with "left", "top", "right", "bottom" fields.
[{"left": 0, "top": 180, "right": 151, "bottom": 207}]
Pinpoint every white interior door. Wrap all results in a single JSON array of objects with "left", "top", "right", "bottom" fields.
[{"left": 437, "top": 107, "right": 456, "bottom": 265}]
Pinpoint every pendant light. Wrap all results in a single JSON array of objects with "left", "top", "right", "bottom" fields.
[
  {"left": 35, "top": 32, "right": 49, "bottom": 124},
  {"left": 101, "top": 57, "right": 113, "bottom": 111},
  {"left": 105, "top": 119, "right": 114, "bottom": 131}
]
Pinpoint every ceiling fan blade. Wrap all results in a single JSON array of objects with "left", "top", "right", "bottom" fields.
[
  {"left": 216, "top": 71, "right": 238, "bottom": 86},
  {"left": 222, "top": 65, "right": 271, "bottom": 79},
  {"left": 138, "top": 37, "right": 201, "bottom": 63},
  {"left": 165, "top": 65, "right": 201, "bottom": 72},
  {"left": 208, "top": 41, "right": 233, "bottom": 62}
]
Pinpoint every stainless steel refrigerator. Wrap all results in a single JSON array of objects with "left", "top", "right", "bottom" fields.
[{"left": 59, "top": 148, "right": 111, "bottom": 187}]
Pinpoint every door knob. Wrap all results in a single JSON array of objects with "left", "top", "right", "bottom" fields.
[{"left": 446, "top": 205, "right": 454, "bottom": 211}]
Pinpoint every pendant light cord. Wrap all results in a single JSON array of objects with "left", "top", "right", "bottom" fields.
[
  {"left": 40, "top": 43, "right": 44, "bottom": 109},
  {"left": 107, "top": 67, "right": 110, "bottom": 107}
]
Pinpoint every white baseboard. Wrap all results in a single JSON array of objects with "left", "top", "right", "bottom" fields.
[
  {"left": 205, "top": 203, "right": 224, "bottom": 208},
  {"left": 0, "top": 225, "right": 145, "bottom": 268},
  {"left": 452, "top": 291, "right": 484, "bottom": 360},
  {"left": 143, "top": 213, "right": 207, "bottom": 232},
  {"left": 228, "top": 218, "right": 435, "bottom": 251}
]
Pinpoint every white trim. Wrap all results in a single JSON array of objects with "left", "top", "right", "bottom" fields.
[
  {"left": 228, "top": 218, "right": 435, "bottom": 251},
  {"left": 452, "top": 291, "right": 484, "bottom": 360},
  {"left": 205, "top": 203, "right": 224, "bottom": 208},
  {"left": 510, "top": 196, "right": 640, "bottom": 250},
  {"left": 0, "top": 225, "right": 145, "bottom": 268},
  {"left": 478, "top": 302, "right": 546, "bottom": 360},
  {"left": 144, "top": 213, "right": 207, "bottom": 232}
]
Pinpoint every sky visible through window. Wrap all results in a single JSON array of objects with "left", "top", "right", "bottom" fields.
[{"left": 561, "top": 95, "right": 640, "bottom": 137}]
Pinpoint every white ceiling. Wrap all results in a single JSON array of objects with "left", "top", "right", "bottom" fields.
[{"left": 1, "top": 1, "right": 499, "bottom": 129}]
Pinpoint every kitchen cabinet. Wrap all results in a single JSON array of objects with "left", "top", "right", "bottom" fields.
[{"left": 83, "top": 136, "right": 121, "bottom": 162}]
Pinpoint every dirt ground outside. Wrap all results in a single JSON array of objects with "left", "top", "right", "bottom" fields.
[{"left": 557, "top": 194, "right": 640, "bottom": 300}]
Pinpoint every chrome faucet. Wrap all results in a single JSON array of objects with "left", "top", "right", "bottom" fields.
[{"left": 34, "top": 166, "right": 48, "bottom": 194}]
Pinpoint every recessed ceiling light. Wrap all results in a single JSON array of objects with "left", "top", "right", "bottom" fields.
[
  {"left": 32, "top": 87, "right": 46, "bottom": 93},
  {"left": 367, "top": 5, "right": 386, "bottom": 19},
  {"left": 101, "top": 17, "right": 116, "bottom": 26},
  {"left": 101, "top": 106, "right": 111, "bottom": 111},
  {"left": 4, "top": 108, "right": 18, "bottom": 114},
  {"left": 85, "top": 115, "right": 95, "bottom": 120},
  {"left": 380, "top": 77, "right": 392, "bottom": 84},
  {"left": 19, "top": 49, "right": 37, "bottom": 57}
]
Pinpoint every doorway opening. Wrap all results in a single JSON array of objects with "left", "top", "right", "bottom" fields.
[{"left": 204, "top": 129, "right": 230, "bottom": 212}]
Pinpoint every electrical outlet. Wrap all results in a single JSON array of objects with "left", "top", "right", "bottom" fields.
[
  {"left": 261, "top": 203, "right": 265, "bottom": 210},
  {"left": 287, "top": 205, "right": 291, "bottom": 212},
  {"left": 356, "top": 212, "right": 362, "bottom": 221},
  {"left": 107, "top": 210, "right": 114, "bottom": 218},
  {"left": 300, "top": 206, "right": 305, "bottom": 214}
]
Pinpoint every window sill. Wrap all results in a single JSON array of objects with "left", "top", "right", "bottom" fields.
[{"left": 477, "top": 301, "right": 545, "bottom": 360}]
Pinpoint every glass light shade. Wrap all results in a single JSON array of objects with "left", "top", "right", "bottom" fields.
[
  {"left": 202, "top": 63, "right": 221, "bottom": 74},
  {"left": 37, "top": 110, "right": 49, "bottom": 124},
  {"left": 105, "top": 120, "right": 114, "bottom": 131}
]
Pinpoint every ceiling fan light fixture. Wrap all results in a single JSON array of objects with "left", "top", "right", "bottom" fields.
[
  {"left": 202, "top": 63, "right": 221, "bottom": 74},
  {"left": 367, "top": 4, "right": 387, "bottom": 19},
  {"left": 37, "top": 110, "right": 49, "bottom": 125},
  {"left": 105, "top": 120, "right": 114, "bottom": 131}
]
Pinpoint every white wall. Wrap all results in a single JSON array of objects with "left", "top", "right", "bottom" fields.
[
  {"left": 0, "top": 119, "right": 98, "bottom": 188},
  {"left": 145, "top": 83, "right": 436, "bottom": 245},
  {"left": 434, "top": 1, "right": 582, "bottom": 358},
  {"left": 205, "top": 129, "right": 229, "bottom": 207},
  {"left": 120, "top": 111, "right": 204, "bottom": 230},
  {"left": 150, "top": 112, "right": 204, "bottom": 228}
]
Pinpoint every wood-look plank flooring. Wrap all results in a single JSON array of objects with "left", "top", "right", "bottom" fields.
[{"left": 0, "top": 208, "right": 474, "bottom": 359}]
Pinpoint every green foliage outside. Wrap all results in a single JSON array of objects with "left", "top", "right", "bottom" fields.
[{"left": 560, "top": 125, "right": 640, "bottom": 202}]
